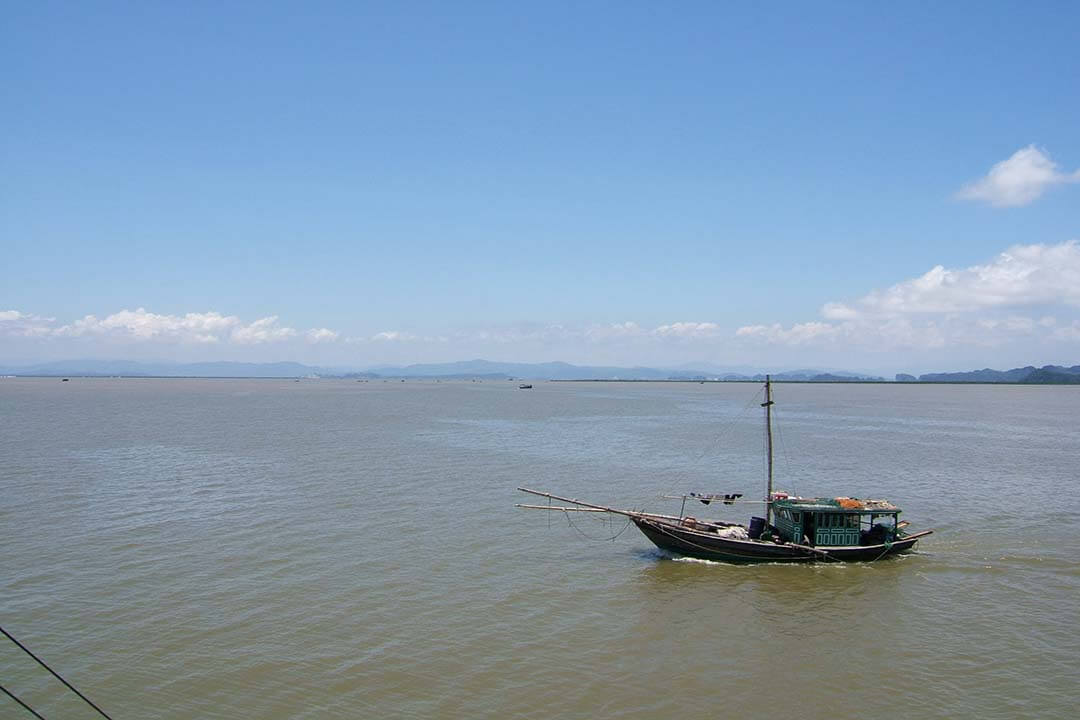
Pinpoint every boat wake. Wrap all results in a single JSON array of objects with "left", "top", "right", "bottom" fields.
[{"left": 671, "top": 555, "right": 727, "bottom": 566}]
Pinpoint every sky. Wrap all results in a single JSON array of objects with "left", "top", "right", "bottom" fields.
[{"left": 3, "top": 2, "right": 1079, "bottom": 374}]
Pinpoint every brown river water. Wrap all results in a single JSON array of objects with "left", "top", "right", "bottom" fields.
[{"left": 2, "top": 378, "right": 1078, "bottom": 718}]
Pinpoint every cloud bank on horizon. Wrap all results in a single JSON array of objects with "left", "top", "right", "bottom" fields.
[
  {"left": 737, "top": 240, "right": 1080, "bottom": 350},
  {"left": 5, "top": 240, "right": 1080, "bottom": 370}
]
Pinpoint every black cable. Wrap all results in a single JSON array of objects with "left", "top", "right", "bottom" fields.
[
  {"left": 0, "top": 682, "right": 48, "bottom": 719},
  {"left": 670, "top": 384, "right": 764, "bottom": 495},
  {"left": 0, "top": 626, "right": 114, "bottom": 720},
  {"left": 563, "top": 511, "right": 633, "bottom": 542}
]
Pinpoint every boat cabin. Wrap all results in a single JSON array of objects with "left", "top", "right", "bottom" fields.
[{"left": 770, "top": 496, "right": 902, "bottom": 547}]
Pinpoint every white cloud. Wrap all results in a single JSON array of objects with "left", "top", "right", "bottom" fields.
[
  {"left": 820, "top": 302, "right": 859, "bottom": 320},
  {"left": 581, "top": 321, "right": 723, "bottom": 342},
  {"left": 583, "top": 322, "right": 646, "bottom": 342},
  {"left": 230, "top": 316, "right": 296, "bottom": 344},
  {"left": 654, "top": 321, "right": 721, "bottom": 338},
  {"left": 371, "top": 330, "right": 419, "bottom": 342},
  {"left": 0, "top": 310, "right": 55, "bottom": 338},
  {"left": 739, "top": 241, "right": 1080, "bottom": 350},
  {"left": 827, "top": 241, "right": 1080, "bottom": 319},
  {"left": 736, "top": 322, "right": 843, "bottom": 345},
  {"left": 358, "top": 321, "right": 729, "bottom": 349},
  {"left": 53, "top": 308, "right": 240, "bottom": 343},
  {"left": 736, "top": 317, "right": 953, "bottom": 351},
  {"left": 976, "top": 316, "right": 1034, "bottom": 332},
  {"left": 460, "top": 324, "right": 573, "bottom": 344},
  {"left": 31, "top": 308, "right": 303, "bottom": 345},
  {"left": 306, "top": 328, "right": 340, "bottom": 343},
  {"left": 1052, "top": 321, "right": 1080, "bottom": 341},
  {"left": 349, "top": 330, "right": 452, "bottom": 344},
  {"left": 956, "top": 145, "right": 1080, "bottom": 207}
]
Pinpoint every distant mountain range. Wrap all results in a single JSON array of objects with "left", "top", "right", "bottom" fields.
[
  {"left": 896, "top": 365, "right": 1080, "bottom": 384},
  {"left": 0, "top": 358, "right": 881, "bottom": 381},
  {"left": 366, "top": 359, "right": 673, "bottom": 380},
  {"left": 0, "top": 359, "right": 317, "bottom": 378},
  {"left": 358, "top": 359, "right": 884, "bottom": 381},
  {"left": 3, "top": 358, "right": 1077, "bottom": 383}
]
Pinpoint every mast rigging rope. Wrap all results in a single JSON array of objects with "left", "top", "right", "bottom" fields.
[{"left": 665, "top": 384, "right": 765, "bottom": 501}]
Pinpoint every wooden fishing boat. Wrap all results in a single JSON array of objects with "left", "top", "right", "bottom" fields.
[{"left": 518, "top": 376, "right": 932, "bottom": 563}]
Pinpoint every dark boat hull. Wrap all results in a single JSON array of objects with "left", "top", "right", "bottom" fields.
[{"left": 632, "top": 517, "right": 925, "bottom": 564}]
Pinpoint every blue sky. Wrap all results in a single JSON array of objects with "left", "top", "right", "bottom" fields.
[{"left": 3, "top": 2, "right": 1079, "bottom": 373}]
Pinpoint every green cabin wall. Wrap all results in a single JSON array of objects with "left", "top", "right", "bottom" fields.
[
  {"left": 815, "top": 512, "right": 860, "bottom": 546},
  {"left": 773, "top": 505, "right": 867, "bottom": 547}
]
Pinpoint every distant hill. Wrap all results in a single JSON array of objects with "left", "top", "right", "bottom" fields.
[
  {"left": 0, "top": 359, "right": 320, "bottom": 377},
  {"left": 1023, "top": 368, "right": 1080, "bottom": 384},
  {"left": 912, "top": 365, "right": 1080, "bottom": 384},
  {"left": 8, "top": 357, "right": 1075, "bottom": 382},
  {"left": 365, "top": 360, "right": 884, "bottom": 381},
  {"left": 367, "top": 359, "right": 681, "bottom": 380},
  {"left": 764, "top": 369, "right": 884, "bottom": 382},
  {"left": 802, "top": 373, "right": 883, "bottom": 382},
  {"left": 2, "top": 358, "right": 884, "bottom": 381}
]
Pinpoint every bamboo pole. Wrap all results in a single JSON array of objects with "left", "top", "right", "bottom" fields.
[
  {"left": 517, "top": 487, "right": 637, "bottom": 517},
  {"left": 516, "top": 488, "right": 749, "bottom": 527},
  {"left": 515, "top": 504, "right": 610, "bottom": 513},
  {"left": 787, "top": 542, "right": 832, "bottom": 558},
  {"left": 516, "top": 487, "right": 689, "bottom": 523}
]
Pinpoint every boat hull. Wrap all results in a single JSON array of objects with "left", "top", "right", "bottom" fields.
[{"left": 632, "top": 517, "right": 924, "bottom": 564}]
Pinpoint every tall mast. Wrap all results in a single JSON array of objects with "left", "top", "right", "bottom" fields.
[{"left": 762, "top": 375, "right": 774, "bottom": 523}]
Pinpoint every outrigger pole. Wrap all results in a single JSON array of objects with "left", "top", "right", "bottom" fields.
[
  {"left": 516, "top": 487, "right": 686, "bottom": 523},
  {"left": 762, "top": 374, "right": 775, "bottom": 525}
]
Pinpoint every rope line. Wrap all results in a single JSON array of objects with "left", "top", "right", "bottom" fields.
[
  {"left": 872, "top": 539, "right": 897, "bottom": 563},
  {"left": 701, "top": 386, "right": 764, "bottom": 465},
  {"left": 666, "top": 384, "right": 764, "bottom": 499},
  {"left": 0, "top": 682, "right": 48, "bottom": 719},
  {"left": 771, "top": 406, "right": 798, "bottom": 497},
  {"left": 0, "top": 626, "right": 114, "bottom": 720},
  {"left": 562, "top": 510, "right": 633, "bottom": 542}
]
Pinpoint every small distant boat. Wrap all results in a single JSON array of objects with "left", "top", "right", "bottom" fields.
[
  {"left": 62, "top": 378, "right": 69, "bottom": 382},
  {"left": 518, "top": 384, "right": 533, "bottom": 389},
  {"left": 518, "top": 376, "right": 931, "bottom": 563}
]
